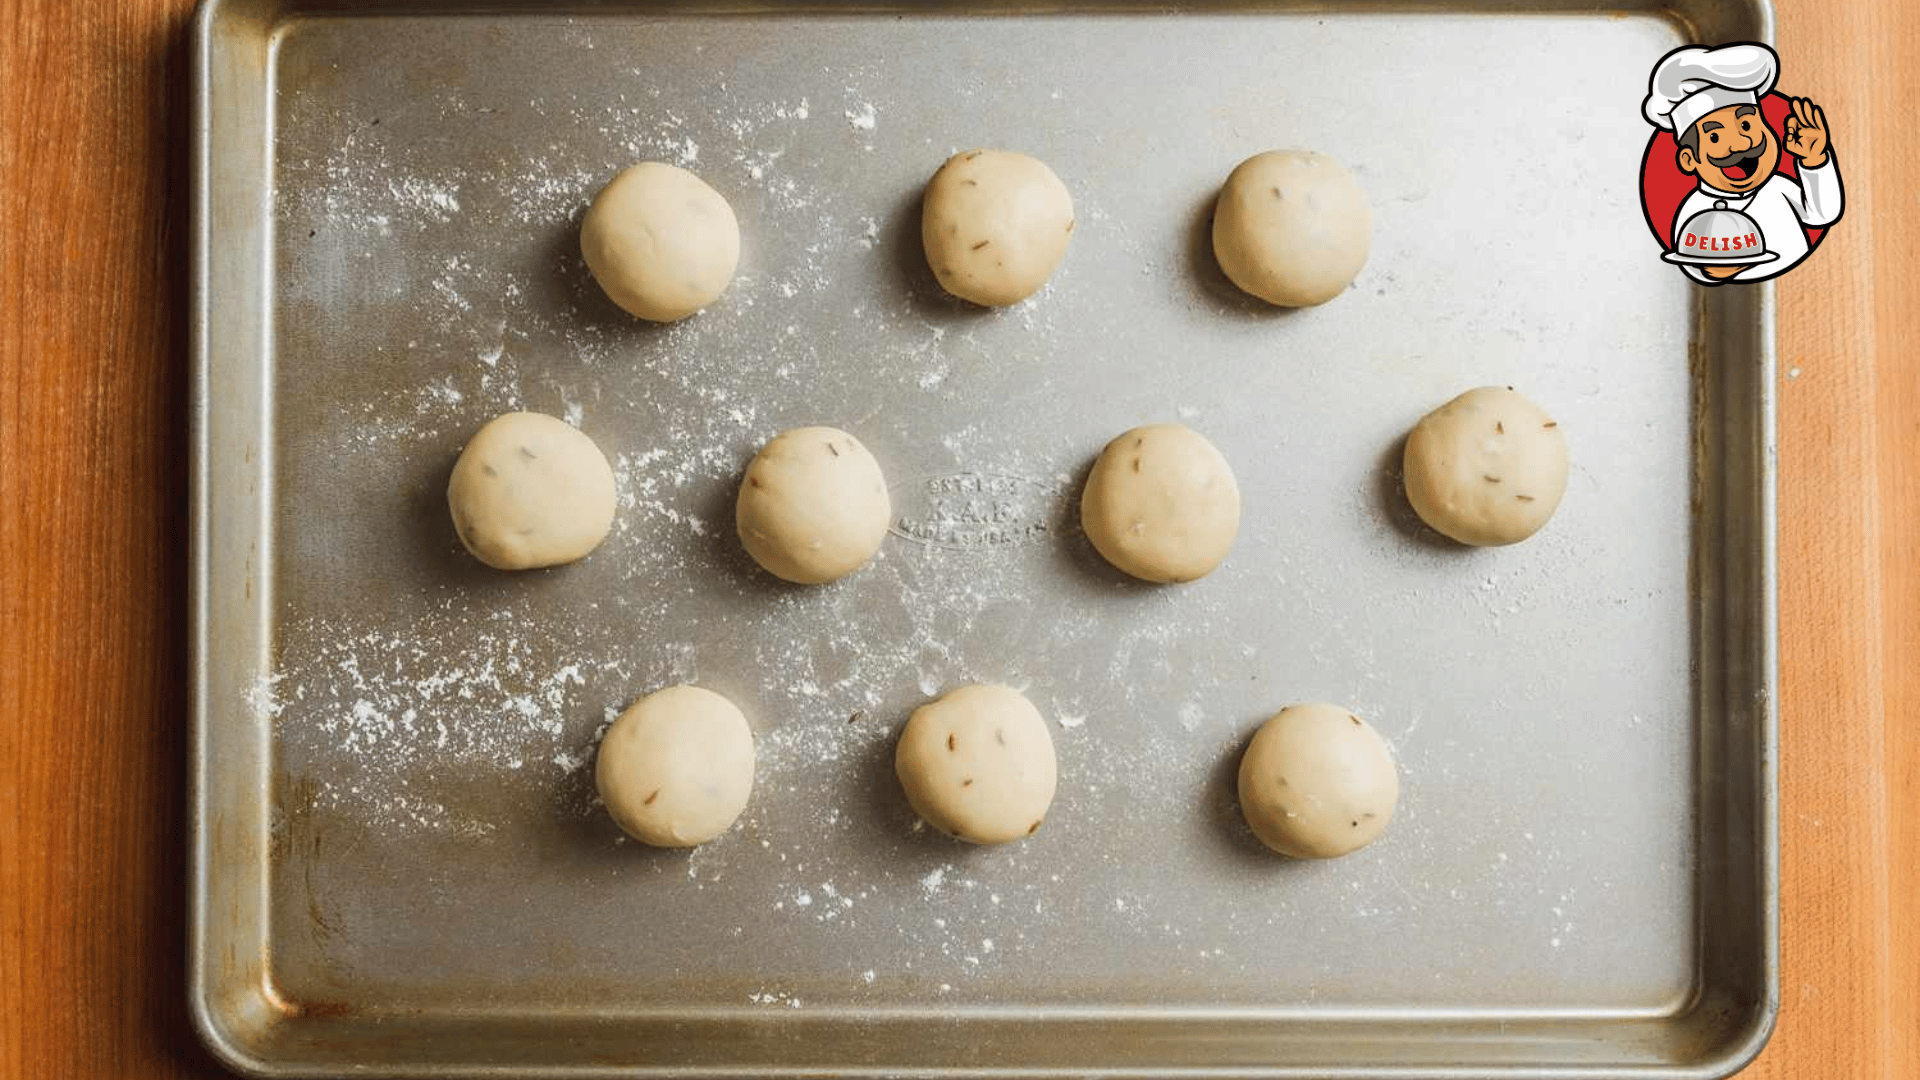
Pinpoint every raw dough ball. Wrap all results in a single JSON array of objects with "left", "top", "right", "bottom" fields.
[
  {"left": 1080, "top": 424, "right": 1241, "bottom": 583},
  {"left": 895, "top": 684, "right": 1058, "bottom": 844},
  {"left": 736, "top": 426, "right": 891, "bottom": 584},
  {"left": 1402, "top": 386, "right": 1569, "bottom": 546},
  {"left": 1238, "top": 702, "right": 1398, "bottom": 859},
  {"left": 921, "top": 149, "right": 1075, "bottom": 306},
  {"left": 596, "top": 685, "right": 755, "bottom": 848},
  {"left": 446, "top": 411, "right": 616, "bottom": 571},
  {"left": 1212, "top": 150, "right": 1371, "bottom": 307},
  {"left": 580, "top": 162, "right": 740, "bottom": 322}
]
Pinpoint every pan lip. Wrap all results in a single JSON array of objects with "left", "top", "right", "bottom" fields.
[{"left": 189, "top": 0, "right": 295, "bottom": 1075}]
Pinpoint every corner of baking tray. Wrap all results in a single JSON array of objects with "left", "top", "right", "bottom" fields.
[
  {"left": 1656, "top": 0, "right": 1774, "bottom": 47},
  {"left": 187, "top": 978, "right": 287, "bottom": 1080},
  {"left": 1681, "top": 986, "right": 1781, "bottom": 1080}
]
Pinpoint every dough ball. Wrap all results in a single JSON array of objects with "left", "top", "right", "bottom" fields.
[
  {"left": 921, "top": 149, "right": 1075, "bottom": 306},
  {"left": 1402, "top": 386, "right": 1569, "bottom": 546},
  {"left": 895, "top": 684, "right": 1058, "bottom": 844},
  {"left": 1212, "top": 150, "right": 1371, "bottom": 307},
  {"left": 446, "top": 411, "right": 616, "bottom": 571},
  {"left": 595, "top": 685, "right": 755, "bottom": 848},
  {"left": 580, "top": 162, "right": 740, "bottom": 322},
  {"left": 1080, "top": 423, "right": 1241, "bottom": 583},
  {"left": 1238, "top": 702, "right": 1398, "bottom": 859},
  {"left": 736, "top": 426, "right": 891, "bottom": 584}
]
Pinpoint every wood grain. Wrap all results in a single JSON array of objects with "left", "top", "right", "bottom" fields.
[
  {"left": 0, "top": 1, "right": 1911, "bottom": 1076},
  {"left": 0, "top": 1, "right": 215, "bottom": 1077},
  {"left": 1754, "top": 2, "right": 1920, "bottom": 1077}
]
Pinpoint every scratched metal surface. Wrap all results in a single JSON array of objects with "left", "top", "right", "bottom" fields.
[{"left": 190, "top": 0, "right": 1777, "bottom": 1075}]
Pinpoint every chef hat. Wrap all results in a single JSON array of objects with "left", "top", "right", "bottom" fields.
[{"left": 1643, "top": 43, "right": 1779, "bottom": 136}]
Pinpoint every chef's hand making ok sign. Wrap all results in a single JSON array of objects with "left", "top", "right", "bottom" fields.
[{"left": 1783, "top": 97, "right": 1830, "bottom": 168}]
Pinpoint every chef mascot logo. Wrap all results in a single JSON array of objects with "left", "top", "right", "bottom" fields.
[{"left": 1640, "top": 43, "right": 1844, "bottom": 284}]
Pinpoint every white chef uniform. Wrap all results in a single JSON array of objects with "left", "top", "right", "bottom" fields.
[{"left": 1643, "top": 44, "right": 1844, "bottom": 283}]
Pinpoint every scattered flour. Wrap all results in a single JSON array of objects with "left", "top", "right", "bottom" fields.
[{"left": 249, "top": 29, "right": 1612, "bottom": 1013}]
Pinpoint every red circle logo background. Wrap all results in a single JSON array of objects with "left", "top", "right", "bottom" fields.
[{"left": 1639, "top": 91, "right": 1827, "bottom": 252}]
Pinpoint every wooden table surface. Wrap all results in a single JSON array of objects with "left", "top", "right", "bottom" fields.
[{"left": 2, "top": 1, "right": 1913, "bottom": 1076}]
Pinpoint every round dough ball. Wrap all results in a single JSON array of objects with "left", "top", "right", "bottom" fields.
[
  {"left": 736, "top": 426, "right": 891, "bottom": 584},
  {"left": 1080, "top": 423, "right": 1241, "bottom": 583},
  {"left": 446, "top": 411, "right": 617, "bottom": 571},
  {"left": 895, "top": 684, "right": 1058, "bottom": 844},
  {"left": 580, "top": 162, "right": 740, "bottom": 322},
  {"left": 921, "top": 149, "right": 1075, "bottom": 306},
  {"left": 1212, "top": 150, "right": 1371, "bottom": 307},
  {"left": 1402, "top": 386, "right": 1569, "bottom": 546},
  {"left": 596, "top": 685, "right": 755, "bottom": 848},
  {"left": 1238, "top": 702, "right": 1398, "bottom": 859}
]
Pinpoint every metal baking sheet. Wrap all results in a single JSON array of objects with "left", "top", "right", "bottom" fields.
[{"left": 189, "top": 0, "right": 1778, "bottom": 1075}]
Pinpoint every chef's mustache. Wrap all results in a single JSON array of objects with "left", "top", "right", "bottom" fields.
[{"left": 1707, "top": 138, "right": 1767, "bottom": 169}]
